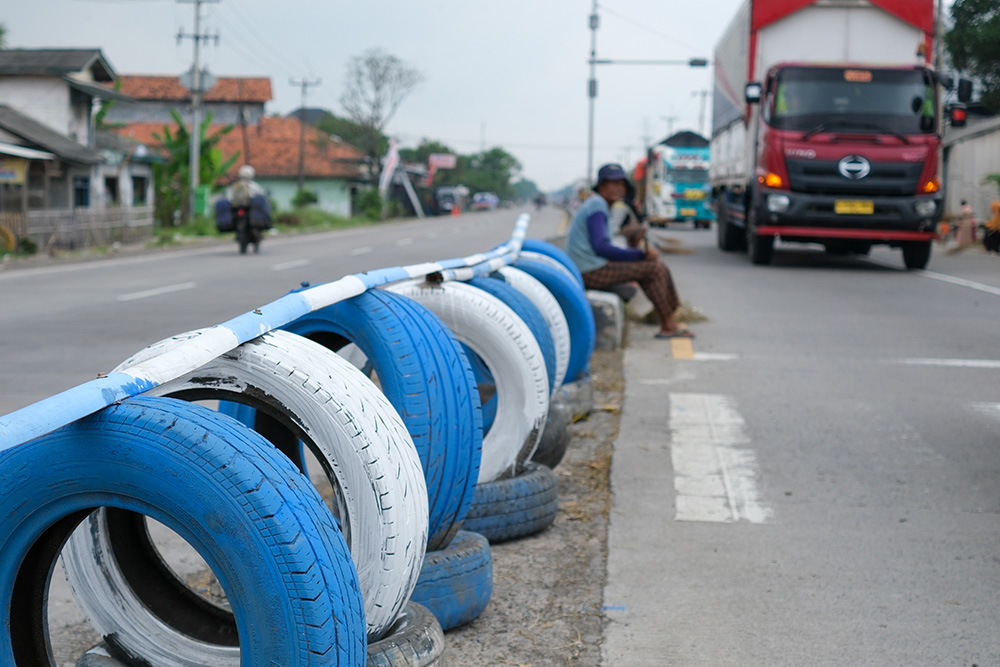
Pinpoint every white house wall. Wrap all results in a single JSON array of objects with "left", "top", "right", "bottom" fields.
[
  {"left": 0, "top": 78, "right": 77, "bottom": 141},
  {"left": 945, "top": 129, "right": 1000, "bottom": 221}
]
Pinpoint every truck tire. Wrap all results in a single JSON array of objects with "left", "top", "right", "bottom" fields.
[
  {"left": 5, "top": 396, "right": 365, "bottom": 667},
  {"left": 747, "top": 207, "right": 774, "bottom": 265},
  {"left": 67, "top": 329, "right": 427, "bottom": 644},
  {"left": 366, "top": 602, "right": 447, "bottom": 667},
  {"left": 462, "top": 462, "right": 559, "bottom": 544},
  {"left": 902, "top": 240, "right": 931, "bottom": 270}
]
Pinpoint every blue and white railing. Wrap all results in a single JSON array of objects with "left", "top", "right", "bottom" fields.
[{"left": 0, "top": 214, "right": 530, "bottom": 450}]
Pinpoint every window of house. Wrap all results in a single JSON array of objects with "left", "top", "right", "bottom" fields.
[
  {"left": 73, "top": 176, "right": 90, "bottom": 208},
  {"left": 132, "top": 176, "right": 148, "bottom": 205},
  {"left": 104, "top": 176, "right": 119, "bottom": 205}
]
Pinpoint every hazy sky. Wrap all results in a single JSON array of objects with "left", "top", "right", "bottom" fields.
[{"left": 9, "top": 0, "right": 750, "bottom": 190}]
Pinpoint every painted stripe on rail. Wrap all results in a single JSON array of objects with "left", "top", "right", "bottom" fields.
[
  {"left": 670, "top": 392, "right": 772, "bottom": 524},
  {"left": 0, "top": 214, "right": 530, "bottom": 449},
  {"left": 118, "top": 282, "right": 197, "bottom": 302}
]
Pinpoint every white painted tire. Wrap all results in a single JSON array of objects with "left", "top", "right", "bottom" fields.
[
  {"left": 63, "top": 329, "right": 428, "bottom": 655},
  {"left": 385, "top": 279, "right": 549, "bottom": 483},
  {"left": 518, "top": 250, "right": 579, "bottom": 284},
  {"left": 495, "top": 266, "right": 570, "bottom": 389}
]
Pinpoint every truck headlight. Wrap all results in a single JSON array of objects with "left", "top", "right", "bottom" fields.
[
  {"left": 766, "top": 194, "right": 790, "bottom": 213},
  {"left": 914, "top": 200, "right": 937, "bottom": 217}
]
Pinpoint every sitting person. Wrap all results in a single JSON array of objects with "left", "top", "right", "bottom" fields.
[{"left": 566, "top": 163, "right": 693, "bottom": 339}]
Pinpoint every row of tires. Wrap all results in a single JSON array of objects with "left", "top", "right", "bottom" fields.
[{"left": 0, "top": 236, "right": 596, "bottom": 666}]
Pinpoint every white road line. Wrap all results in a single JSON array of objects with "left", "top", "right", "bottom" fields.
[
  {"left": 920, "top": 270, "right": 1000, "bottom": 297},
  {"left": 897, "top": 358, "right": 1000, "bottom": 369},
  {"left": 350, "top": 246, "right": 373, "bottom": 256},
  {"left": 670, "top": 393, "right": 772, "bottom": 524},
  {"left": 972, "top": 403, "right": 1000, "bottom": 420},
  {"left": 395, "top": 237, "right": 414, "bottom": 246},
  {"left": 118, "top": 282, "right": 197, "bottom": 302},
  {"left": 271, "top": 259, "right": 310, "bottom": 272},
  {"left": 866, "top": 258, "right": 1000, "bottom": 297},
  {"left": 691, "top": 352, "right": 740, "bottom": 361}
]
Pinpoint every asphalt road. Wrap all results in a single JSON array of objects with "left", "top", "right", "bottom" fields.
[
  {"left": 2, "top": 211, "right": 997, "bottom": 665},
  {"left": 605, "top": 228, "right": 1000, "bottom": 666}
]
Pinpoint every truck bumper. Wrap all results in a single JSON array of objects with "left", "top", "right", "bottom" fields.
[{"left": 756, "top": 190, "right": 940, "bottom": 241}]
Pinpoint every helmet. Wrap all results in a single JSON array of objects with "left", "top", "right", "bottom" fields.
[{"left": 238, "top": 164, "right": 255, "bottom": 180}]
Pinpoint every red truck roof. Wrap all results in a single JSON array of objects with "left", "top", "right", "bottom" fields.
[{"left": 752, "top": 0, "right": 933, "bottom": 33}]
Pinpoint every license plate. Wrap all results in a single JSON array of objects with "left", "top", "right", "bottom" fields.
[
  {"left": 680, "top": 208, "right": 698, "bottom": 217},
  {"left": 684, "top": 190, "right": 705, "bottom": 200},
  {"left": 835, "top": 200, "right": 874, "bottom": 215}
]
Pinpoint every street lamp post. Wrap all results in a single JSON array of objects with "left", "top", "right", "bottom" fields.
[{"left": 585, "top": 4, "right": 708, "bottom": 183}]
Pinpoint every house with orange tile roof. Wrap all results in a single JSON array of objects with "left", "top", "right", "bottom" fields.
[
  {"left": 105, "top": 75, "right": 272, "bottom": 128},
  {"left": 115, "top": 115, "right": 366, "bottom": 218}
]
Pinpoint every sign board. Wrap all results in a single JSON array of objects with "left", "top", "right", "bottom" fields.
[{"left": 0, "top": 158, "right": 27, "bottom": 184}]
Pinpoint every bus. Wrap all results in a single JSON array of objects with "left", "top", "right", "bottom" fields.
[{"left": 642, "top": 130, "right": 715, "bottom": 229}]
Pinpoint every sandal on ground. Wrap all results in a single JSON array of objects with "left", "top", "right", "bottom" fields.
[{"left": 654, "top": 329, "right": 695, "bottom": 339}]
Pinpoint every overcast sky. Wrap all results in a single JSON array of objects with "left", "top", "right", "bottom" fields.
[{"left": 9, "top": 1, "right": 766, "bottom": 190}]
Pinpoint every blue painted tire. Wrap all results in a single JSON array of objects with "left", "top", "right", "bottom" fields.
[
  {"left": 409, "top": 531, "right": 493, "bottom": 632},
  {"left": 520, "top": 238, "right": 585, "bottom": 288},
  {"left": 282, "top": 289, "right": 482, "bottom": 552},
  {"left": 463, "top": 463, "right": 559, "bottom": 544},
  {"left": 513, "top": 259, "right": 596, "bottom": 383},
  {"left": 2, "top": 396, "right": 365, "bottom": 667}
]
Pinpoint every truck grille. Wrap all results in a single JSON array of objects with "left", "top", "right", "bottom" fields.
[{"left": 785, "top": 159, "right": 922, "bottom": 196}]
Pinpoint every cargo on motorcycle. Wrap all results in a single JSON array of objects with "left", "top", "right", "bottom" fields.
[{"left": 215, "top": 164, "right": 272, "bottom": 254}]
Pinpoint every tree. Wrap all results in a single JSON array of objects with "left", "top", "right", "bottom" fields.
[
  {"left": 512, "top": 178, "right": 540, "bottom": 201},
  {"left": 340, "top": 48, "right": 424, "bottom": 184},
  {"left": 945, "top": 0, "right": 1000, "bottom": 112},
  {"left": 0, "top": 23, "right": 7, "bottom": 49},
  {"left": 152, "top": 110, "right": 238, "bottom": 226},
  {"left": 312, "top": 110, "right": 388, "bottom": 159}
]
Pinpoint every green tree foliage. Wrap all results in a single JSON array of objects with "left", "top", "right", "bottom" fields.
[
  {"left": 152, "top": 110, "right": 238, "bottom": 226},
  {"left": 945, "top": 0, "right": 1000, "bottom": 112},
  {"left": 434, "top": 148, "right": 522, "bottom": 200},
  {"left": 312, "top": 111, "right": 388, "bottom": 160},
  {"left": 512, "top": 178, "right": 540, "bottom": 201},
  {"left": 0, "top": 23, "right": 7, "bottom": 49}
]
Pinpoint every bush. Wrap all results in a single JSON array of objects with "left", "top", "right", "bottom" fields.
[
  {"left": 292, "top": 189, "right": 319, "bottom": 207},
  {"left": 355, "top": 188, "right": 383, "bottom": 221}
]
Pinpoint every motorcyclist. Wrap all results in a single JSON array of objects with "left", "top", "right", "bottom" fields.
[{"left": 228, "top": 165, "right": 266, "bottom": 254}]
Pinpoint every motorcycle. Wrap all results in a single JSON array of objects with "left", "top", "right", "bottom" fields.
[{"left": 215, "top": 195, "right": 271, "bottom": 254}]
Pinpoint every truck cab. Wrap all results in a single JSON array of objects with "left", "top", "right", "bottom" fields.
[{"left": 746, "top": 63, "right": 942, "bottom": 267}]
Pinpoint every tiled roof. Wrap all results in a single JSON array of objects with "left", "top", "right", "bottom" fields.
[
  {"left": 113, "top": 116, "right": 364, "bottom": 181},
  {"left": 118, "top": 75, "right": 273, "bottom": 103},
  {"left": 0, "top": 49, "right": 115, "bottom": 81},
  {"left": 0, "top": 105, "right": 103, "bottom": 164}
]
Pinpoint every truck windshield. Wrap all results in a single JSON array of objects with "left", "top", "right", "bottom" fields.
[
  {"left": 668, "top": 168, "right": 709, "bottom": 184},
  {"left": 771, "top": 67, "right": 936, "bottom": 135}
]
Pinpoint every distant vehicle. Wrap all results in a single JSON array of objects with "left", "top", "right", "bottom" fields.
[
  {"left": 471, "top": 192, "right": 500, "bottom": 211},
  {"left": 434, "top": 185, "right": 470, "bottom": 215},
  {"left": 710, "top": 0, "right": 970, "bottom": 268},
  {"left": 642, "top": 131, "right": 715, "bottom": 229}
]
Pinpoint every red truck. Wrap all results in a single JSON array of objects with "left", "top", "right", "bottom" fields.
[{"left": 711, "top": 0, "right": 968, "bottom": 268}]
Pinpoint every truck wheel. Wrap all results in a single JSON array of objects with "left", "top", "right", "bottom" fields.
[
  {"left": 747, "top": 209, "right": 774, "bottom": 265},
  {"left": 716, "top": 208, "right": 742, "bottom": 252},
  {"left": 902, "top": 240, "right": 931, "bottom": 270}
]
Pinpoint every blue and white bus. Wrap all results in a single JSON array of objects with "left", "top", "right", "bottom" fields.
[{"left": 643, "top": 131, "right": 715, "bottom": 229}]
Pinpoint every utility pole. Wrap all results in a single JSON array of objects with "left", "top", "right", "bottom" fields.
[
  {"left": 587, "top": 0, "right": 598, "bottom": 184},
  {"left": 693, "top": 89, "right": 710, "bottom": 136},
  {"left": 177, "top": 0, "right": 218, "bottom": 222},
  {"left": 290, "top": 77, "right": 321, "bottom": 193}
]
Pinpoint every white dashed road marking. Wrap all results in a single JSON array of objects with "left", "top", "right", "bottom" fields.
[
  {"left": 271, "top": 259, "right": 310, "bottom": 271},
  {"left": 670, "top": 392, "right": 772, "bottom": 524},
  {"left": 896, "top": 358, "right": 1000, "bottom": 369},
  {"left": 350, "top": 246, "right": 373, "bottom": 256},
  {"left": 118, "top": 282, "right": 197, "bottom": 302}
]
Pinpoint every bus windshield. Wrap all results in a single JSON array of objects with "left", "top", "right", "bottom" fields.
[{"left": 771, "top": 67, "right": 936, "bottom": 135}]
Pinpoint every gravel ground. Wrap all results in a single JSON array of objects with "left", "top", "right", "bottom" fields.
[
  {"left": 441, "top": 347, "right": 621, "bottom": 666},
  {"left": 46, "top": 346, "right": 621, "bottom": 666}
]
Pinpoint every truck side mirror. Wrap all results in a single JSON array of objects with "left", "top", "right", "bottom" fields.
[
  {"left": 745, "top": 82, "right": 762, "bottom": 105},
  {"left": 936, "top": 73, "right": 954, "bottom": 90},
  {"left": 950, "top": 103, "right": 968, "bottom": 128},
  {"left": 958, "top": 78, "right": 973, "bottom": 103}
]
